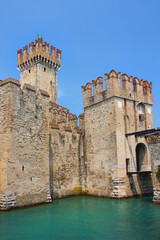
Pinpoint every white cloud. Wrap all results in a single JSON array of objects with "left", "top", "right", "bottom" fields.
[{"left": 58, "top": 87, "right": 64, "bottom": 98}]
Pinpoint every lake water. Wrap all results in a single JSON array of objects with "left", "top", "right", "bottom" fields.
[{"left": 0, "top": 196, "right": 160, "bottom": 240}]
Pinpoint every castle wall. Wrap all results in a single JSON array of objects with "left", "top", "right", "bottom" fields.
[
  {"left": 0, "top": 80, "right": 51, "bottom": 210},
  {"left": 83, "top": 98, "right": 118, "bottom": 197},
  {"left": 49, "top": 126, "right": 84, "bottom": 199},
  {"left": 147, "top": 135, "right": 160, "bottom": 204}
]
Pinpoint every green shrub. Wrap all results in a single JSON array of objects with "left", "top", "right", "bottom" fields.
[{"left": 156, "top": 166, "right": 160, "bottom": 182}]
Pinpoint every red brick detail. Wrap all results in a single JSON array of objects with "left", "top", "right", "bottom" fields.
[{"left": 147, "top": 136, "right": 156, "bottom": 144}]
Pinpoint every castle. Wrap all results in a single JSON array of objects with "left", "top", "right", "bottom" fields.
[{"left": 0, "top": 39, "right": 160, "bottom": 210}]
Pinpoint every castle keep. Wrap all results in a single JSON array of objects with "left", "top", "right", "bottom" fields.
[{"left": 0, "top": 39, "right": 160, "bottom": 210}]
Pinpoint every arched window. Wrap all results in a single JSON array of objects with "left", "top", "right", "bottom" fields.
[
  {"left": 136, "top": 143, "right": 148, "bottom": 171},
  {"left": 137, "top": 103, "right": 145, "bottom": 122}
]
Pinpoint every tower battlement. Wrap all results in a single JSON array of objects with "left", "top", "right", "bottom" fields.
[
  {"left": 17, "top": 39, "right": 61, "bottom": 103},
  {"left": 17, "top": 39, "right": 61, "bottom": 70},
  {"left": 82, "top": 70, "right": 153, "bottom": 108}
]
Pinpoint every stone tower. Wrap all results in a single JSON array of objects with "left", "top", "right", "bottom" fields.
[
  {"left": 17, "top": 39, "right": 61, "bottom": 103},
  {"left": 82, "top": 70, "right": 154, "bottom": 198}
]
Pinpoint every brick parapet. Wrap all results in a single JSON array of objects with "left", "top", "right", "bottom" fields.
[
  {"left": 49, "top": 102, "right": 80, "bottom": 131},
  {"left": 17, "top": 39, "right": 61, "bottom": 71},
  {"left": 82, "top": 70, "right": 153, "bottom": 109}
]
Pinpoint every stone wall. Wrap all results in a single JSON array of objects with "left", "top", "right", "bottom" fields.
[
  {"left": 0, "top": 79, "right": 84, "bottom": 210},
  {"left": 0, "top": 80, "right": 51, "bottom": 210},
  {"left": 83, "top": 98, "right": 118, "bottom": 197},
  {"left": 49, "top": 126, "right": 84, "bottom": 199},
  {"left": 147, "top": 135, "right": 160, "bottom": 204}
]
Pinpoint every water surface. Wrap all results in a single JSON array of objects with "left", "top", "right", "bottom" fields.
[{"left": 0, "top": 196, "right": 160, "bottom": 240}]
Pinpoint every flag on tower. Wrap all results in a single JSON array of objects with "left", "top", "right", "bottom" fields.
[{"left": 37, "top": 34, "right": 43, "bottom": 40}]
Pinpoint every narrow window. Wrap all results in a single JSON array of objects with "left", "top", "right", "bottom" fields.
[
  {"left": 22, "top": 165, "right": 24, "bottom": 171},
  {"left": 29, "top": 69, "right": 31, "bottom": 73},
  {"left": 44, "top": 67, "right": 46, "bottom": 72},
  {"left": 139, "top": 114, "right": 144, "bottom": 122},
  {"left": 126, "top": 158, "right": 129, "bottom": 174}
]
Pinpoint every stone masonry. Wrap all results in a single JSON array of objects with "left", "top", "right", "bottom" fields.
[
  {"left": 0, "top": 39, "right": 159, "bottom": 210},
  {"left": 82, "top": 71, "right": 154, "bottom": 198},
  {"left": 147, "top": 132, "right": 160, "bottom": 204}
]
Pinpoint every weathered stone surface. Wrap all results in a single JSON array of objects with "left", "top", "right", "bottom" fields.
[
  {"left": 82, "top": 70, "right": 154, "bottom": 199},
  {"left": 0, "top": 41, "right": 158, "bottom": 210},
  {"left": 148, "top": 141, "right": 160, "bottom": 204}
]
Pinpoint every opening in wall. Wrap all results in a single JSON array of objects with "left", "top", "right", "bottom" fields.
[
  {"left": 136, "top": 143, "right": 148, "bottom": 171},
  {"left": 139, "top": 114, "right": 144, "bottom": 122},
  {"left": 126, "top": 158, "right": 130, "bottom": 174}
]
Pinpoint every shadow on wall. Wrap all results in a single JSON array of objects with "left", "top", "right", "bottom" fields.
[
  {"left": 128, "top": 174, "right": 138, "bottom": 196},
  {"left": 137, "top": 172, "right": 153, "bottom": 196},
  {"left": 127, "top": 141, "right": 153, "bottom": 197},
  {"left": 128, "top": 173, "right": 153, "bottom": 197},
  {"left": 49, "top": 133, "right": 54, "bottom": 199}
]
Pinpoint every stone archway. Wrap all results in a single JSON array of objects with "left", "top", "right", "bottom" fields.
[
  {"left": 136, "top": 143, "right": 148, "bottom": 172},
  {"left": 133, "top": 143, "right": 153, "bottom": 195}
]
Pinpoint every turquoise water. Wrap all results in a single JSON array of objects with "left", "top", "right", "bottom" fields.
[{"left": 0, "top": 196, "right": 160, "bottom": 240}]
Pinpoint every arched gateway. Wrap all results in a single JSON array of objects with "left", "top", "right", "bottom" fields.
[{"left": 136, "top": 143, "right": 148, "bottom": 172}]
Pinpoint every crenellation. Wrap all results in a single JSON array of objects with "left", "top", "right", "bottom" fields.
[
  {"left": 23, "top": 45, "right": 28, "bottom": 57},
  {"left": 29, "top": 42, "right": 34, "bottom": 54},
  {"left": 92, "top": 76, "right": 103, "bottom": 95},
  {"left": 51, "top": 46, "right": 56, "bottom": 57},
  {"left": 17, "top": 39, "right": 61, "bottom": 103},
  {"left": 44, "top": 42, "right": 49, "bottom": 52},
  {"left": 81, "top": 82, "right": 92, "bottom": 108},
  {"left": 82, "top": 70, "right": 153, "bottom": 110},
  {"left": 122, "top": 74, "right": 132, "bottom": 91},
  {"left": 17, "top": 39, "right": 61, "bottom": 69}
]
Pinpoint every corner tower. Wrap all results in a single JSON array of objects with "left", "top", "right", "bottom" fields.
[{"left": 17, "top": 39, "right": 61, "bottom": 103}]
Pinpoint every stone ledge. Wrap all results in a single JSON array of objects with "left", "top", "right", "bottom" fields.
[
  {"left": 50, "top": 123, "right": 60, "bottom": 129},
  {"left": 63, "top": 126, "right": 72, "bottom": 132},
  {"left": 39, "top": 89, "right": 50, "bottom": 97},
  {"left": 23, "top": 83, "right": 36, "bottom": 92},
  {"left": 0, "top": 78, "right": 20, "bottom": 87}
]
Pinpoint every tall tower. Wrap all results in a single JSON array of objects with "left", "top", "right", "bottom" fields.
[
  {"left": 17, "top": 39, "right": 61, "bottom": 103},
  {"left": 81, "top": 70, "right": 154, "bottom": 198}
]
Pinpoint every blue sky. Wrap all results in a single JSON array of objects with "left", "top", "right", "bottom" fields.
[{"left": 0, "top": 0, "right": 159, "bottom": 127}]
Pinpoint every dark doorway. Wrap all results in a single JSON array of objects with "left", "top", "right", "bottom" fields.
[{"left": 136, "top": 143, "right": 147, "bottom": 171}]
